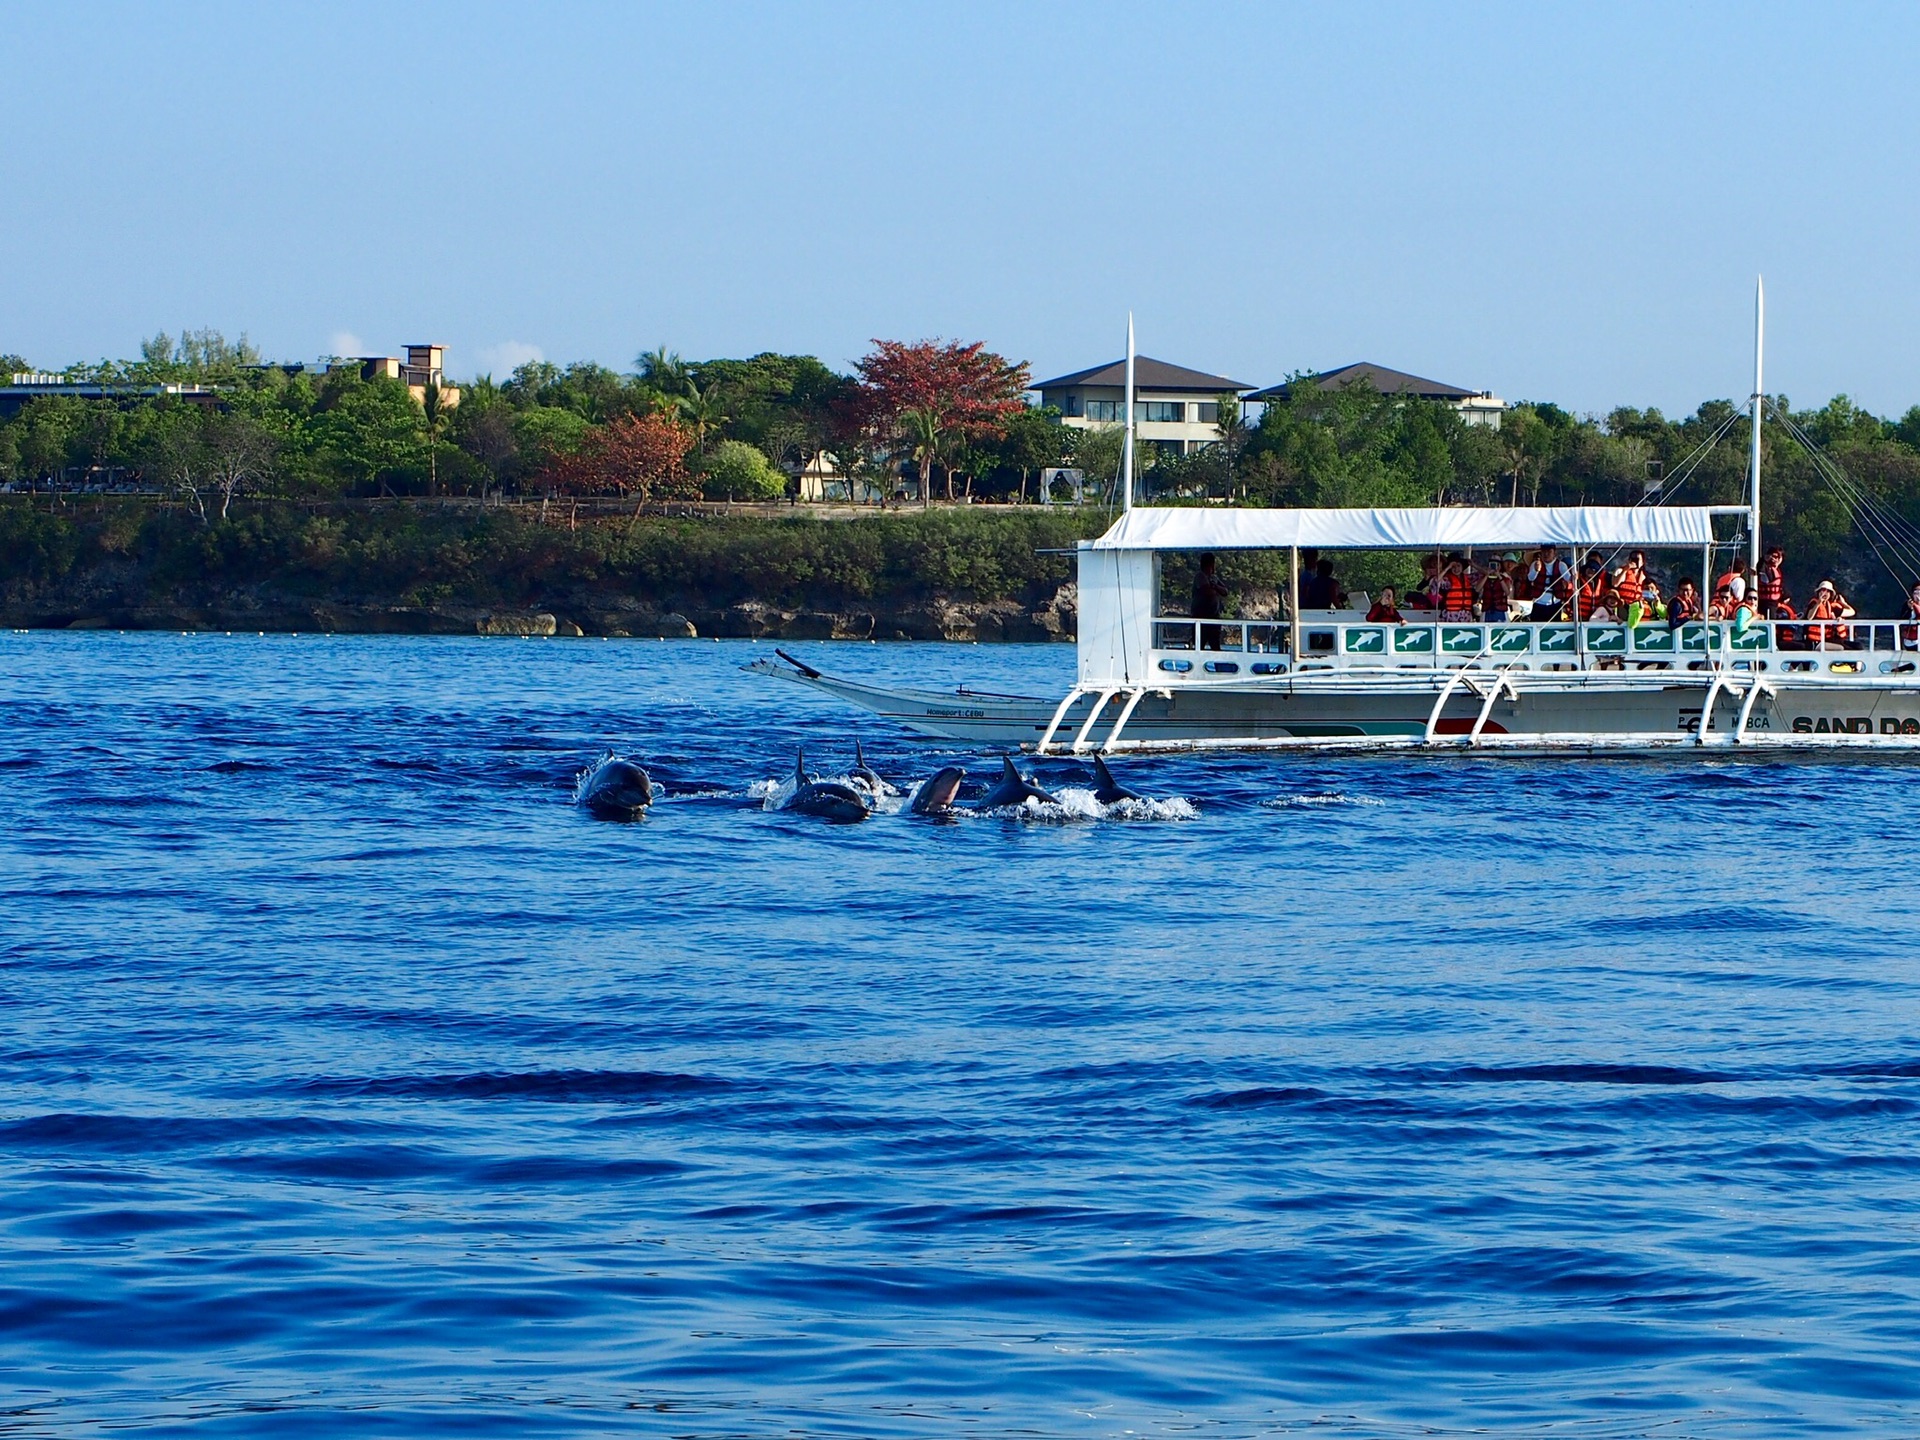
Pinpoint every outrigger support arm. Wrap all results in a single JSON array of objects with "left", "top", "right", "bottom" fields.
[
  {"left": 1036, "top": 686, "right": 1087, "bottom": 756},
  {"left": 1468, "top": 671, "right": 1518, "bottom": 746},
  {"left": 1069, "top": 689, "right": 1118, "bottom": 753},
  {"left": 1100, "top": 686, "right": 1150, "bottom": 754},
  {"left": 1734, "top": 679, "right": 1774, "bottom": 745}
]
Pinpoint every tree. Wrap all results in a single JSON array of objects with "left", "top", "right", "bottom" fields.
[
  {"left": 699, "top": 439, "right": 786, "bottom": 501},
  {"left": 988, "top": 405, "right": 1069, "bottom": 502},
  {"left": 201, "top": 409, "right": 279, "bottom": 518},
  {"left": 673, "top": 380, "right": 730, "bottom": 453},
  {"left": 1213, "top": 393, "right": 1250, "bottom": 480},
  {"left": 313, "top": 377, "right": 429, "bottom": 494},
  {"left": 421, "top": 378, "right": 450, "bottom": 495},
  {"left": 637, "top": 346, "right": 691, "bottom": 399},
  {"left": 545, "top": 412, "right": 697, "bottom": 500},
  {"left": 143, "top": 405, "right": 275, "bottom": 522},
  {"left": 851, "top": 339, "right": 1031, "bottom": 505},
  {"left": 453, "top": 380, "right": 520, "bottom": 498}
]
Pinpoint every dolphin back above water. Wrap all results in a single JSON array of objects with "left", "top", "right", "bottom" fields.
[
  {"left": 850, "top": 740, "right": 898, "bottom": 798},
  {"left": 1091, "top": 755, "right": 1144, "bottom": 805},
  {"left": 781, "top": 748, "right": 873, "bottom": 823},
  {"left": 579, "top": 757, "right": 655, "bottom": 819},
  {"left": 980, "top": 756, "right": 1059, "bottom": 810}
]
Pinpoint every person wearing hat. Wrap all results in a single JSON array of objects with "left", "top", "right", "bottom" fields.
[
  {"left": 1437, "top": 554, "right": 1476, "bottom": 620},
  {"left": 1805, "top": 579, "right": 1854, "bottom": 650}
]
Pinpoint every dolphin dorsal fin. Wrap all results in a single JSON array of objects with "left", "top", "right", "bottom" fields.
[
  {"left": 856, "top": 739, "right": 867, "bottom": 769},
  {"left": 1002, "top": 756, "right": 1022, "bottom": 782},
  {"left": 795, "top": 748, "right": 808, "bottom": 785},
  {"left": 1094, "top": 755, "right": 1115, "bottom": 786}
]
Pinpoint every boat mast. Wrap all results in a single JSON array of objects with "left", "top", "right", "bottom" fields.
[
  {"left": 1748, "top": 276, "right": 1764, "bottom": 569},
  {"left": 1121, "top": 313, "right": 1135, "bottom": 512}
]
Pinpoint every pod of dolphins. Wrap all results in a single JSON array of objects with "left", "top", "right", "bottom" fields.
[{"left": 577, "top": 742, "right": 1148, "bottom": 823}]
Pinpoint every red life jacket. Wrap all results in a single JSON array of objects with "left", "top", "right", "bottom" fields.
[
  {"left": 1440, "top": 574, "right": 1475, "bottom": 614},
  {"left": 1757, "top": 561, "right": 1784, "bottom": 606}
]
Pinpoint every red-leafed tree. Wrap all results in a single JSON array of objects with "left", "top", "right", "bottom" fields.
[
  {"left": 544, "top": 412, "right": 697, "bottom": 500},
  {"left": 851, "top": 339, "right": 1031, "bottom": 504}
]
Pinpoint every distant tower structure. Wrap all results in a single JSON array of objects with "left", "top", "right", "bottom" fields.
[{"left": 334, "top": 343, "right": 460, "bottom": 410}]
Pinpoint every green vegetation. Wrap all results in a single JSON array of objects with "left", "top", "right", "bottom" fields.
[
  {"left": 6, "top": 330, "right": 1920, "bottom": 619},
  {"left": 0, "top": 500, "right": 1105, "bottom": 627}
]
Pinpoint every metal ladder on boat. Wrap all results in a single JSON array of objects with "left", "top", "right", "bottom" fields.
[
  {"left": 1035, "top": 685, "right": 1163, "bottom": 755},
  {"left": 1698, "top": 669, "right": 1774, "bottom": 746}
]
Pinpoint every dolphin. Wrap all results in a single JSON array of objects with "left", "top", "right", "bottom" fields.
[
  {"left": 781, "top": 748, "right": 873, "bottom": 823},
  {"left": 1090, "top": 754, "right": 1144, "bottom": 805},
  {"left": 578, "top": 756, "right": 655, "bottom": 819},
  {"left": 850, "top": 739, "right": 898, "bottom": 799},
  {"left": 980, "top": 755, "right": 1059, "bottom": 809},
  {"left": 907, "top": 766, "right": 968, "bottom": 816}
]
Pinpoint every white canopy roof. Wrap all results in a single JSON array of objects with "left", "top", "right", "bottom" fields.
[{"left": 1089, "top": 505, "right": 1725, "bottom": 551}]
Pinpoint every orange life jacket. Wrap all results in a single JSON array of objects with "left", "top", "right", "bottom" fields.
[
  {"left": 1577, "top": 577, "right": 1607, "bottom": 620},
  {"left": 1440, "top": 574, "right": 1475, "bottom": 614},
  {"left": 1806, "top": 593, "right": 1850, "bottom": 644},
  {"left": 1615, "top": 566, "right": 1645, "bottom": 604}
]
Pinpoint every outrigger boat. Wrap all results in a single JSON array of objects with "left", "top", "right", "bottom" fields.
[{"left": 751, "top": 289, "right": 1920, "bottom": 755}]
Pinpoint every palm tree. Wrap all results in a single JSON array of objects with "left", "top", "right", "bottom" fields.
[
  {"left": 421, "top": 378, "right": 449, "bottom": 496},
  {"left": 674, "top": 380, "right": 729, "bottom": 454},
  {"left": 900, "top": 407, "right": 944, "bottom": 507},
  {"left": 637, "top": 346, "right": 690, "bottom": 399}
]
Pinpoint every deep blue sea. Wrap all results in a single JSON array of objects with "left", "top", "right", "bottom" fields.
[{"left": 4, "top": 633, "right": 1920, "bottom": 1437}]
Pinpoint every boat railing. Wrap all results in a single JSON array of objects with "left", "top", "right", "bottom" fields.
[{"left": 1149, "top": 614, "right": 1920, "bottom": 674}]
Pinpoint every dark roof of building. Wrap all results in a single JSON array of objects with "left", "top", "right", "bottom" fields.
[
  {"left": 1247, "top": 362, "right": 1486, "bottom": 404},
  {"left": 1032, "top": 356, "right": 1254, "bottom": 394}
]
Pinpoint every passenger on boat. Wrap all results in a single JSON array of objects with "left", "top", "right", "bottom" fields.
[
  {"left": 1805, "top": 580, "right": 1855, "bottom": 649},
  {"left": 1757, "top": 546, "right": 1788, "bottom": 617},
  {"left": 1668, "top": 577, "right": 1703, "bottom": 629},
  {"left": 1193, "top": 552, "right": 1231, "bottom": 650},
  {"left": 1367, "top": 587, "right": 1405, "bottom": 624},
  {"left": 1303, "top": 558, "right": 1341, "bottom": 610},
  {"left": 1480, "top": 558, "right": 1514, "bottom": 622},
  {"left": 1437, "top": 555, "right": 1477, "bottom": 621},
  {"left": 1615, "top": 551, "right": 1648, "bottom": 627},
  {"left": 1404, "top": 554, "right": 1440, "bottom": 611},
  {"left": 1714, "top": 556, "right": 1752, "bottom": 602},
  {"left": 1773, "top": 594, "right": 1803, "bottom": 649},
  {"left": 1904, "top": 582, "right": 1920, "bottom": 650},
  {"left": 1639, "top": 578, "right": 1667, "bottom": 623},
  {"left": 1575, "top": 563, "right": 1612, "bottom": 621},
  {"left": 1526, "top": 545, "right": 1571, "bottom": 608}
]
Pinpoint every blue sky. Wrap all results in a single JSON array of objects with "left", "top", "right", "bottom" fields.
[{"left": 4, "top": 2, "right": 1917, "bottom": 416}]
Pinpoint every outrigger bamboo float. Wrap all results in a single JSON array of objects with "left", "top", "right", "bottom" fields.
[{"left": 751, "top": 288, "right": 1920, "bottom": 755}]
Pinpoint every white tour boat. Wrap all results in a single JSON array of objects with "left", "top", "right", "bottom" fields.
[{"left": 751, "top": 290, "right": 1920, "bottom": 755}]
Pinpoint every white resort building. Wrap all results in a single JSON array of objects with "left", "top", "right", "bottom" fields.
[{"left": 1033, "top": 357, "right": 1255, "bottom": 457}]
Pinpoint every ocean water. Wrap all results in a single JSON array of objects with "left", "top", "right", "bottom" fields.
[{"left": 3, "top": 633, "right": 1920, "bottom": 1438}]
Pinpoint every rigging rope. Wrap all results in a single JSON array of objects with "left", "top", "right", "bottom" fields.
[{"left": 1768, "top": 402, "right": 1920, "bottom": 591}]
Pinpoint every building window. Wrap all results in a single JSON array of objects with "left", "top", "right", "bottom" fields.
[
  {"left": 1085, "top": 399, "right": 1123, "bottom": 422},
  {"left": 1196, "top": 402, "right": 1219, "bottom": 423},
  {"left": 1137, "top": 401, "right": 1185, "bottom": 423},
  {"left": 1061, "top": 394, "right": 1082, "bottom": 418}
]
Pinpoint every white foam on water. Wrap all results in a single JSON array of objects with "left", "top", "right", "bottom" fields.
[
  {"left": 1263, "top": 792, "right": 1386, "bottom": 809},
  {"left": 975, "top": 787, "right": 1198, "bottom": 824},
  {"left": 752, "top": 776, "right": 797, "bottom": 810}
]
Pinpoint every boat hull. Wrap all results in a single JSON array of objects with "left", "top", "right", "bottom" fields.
[{"left": 745, "top": 657, "right": 1920, "bottom": 756}]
